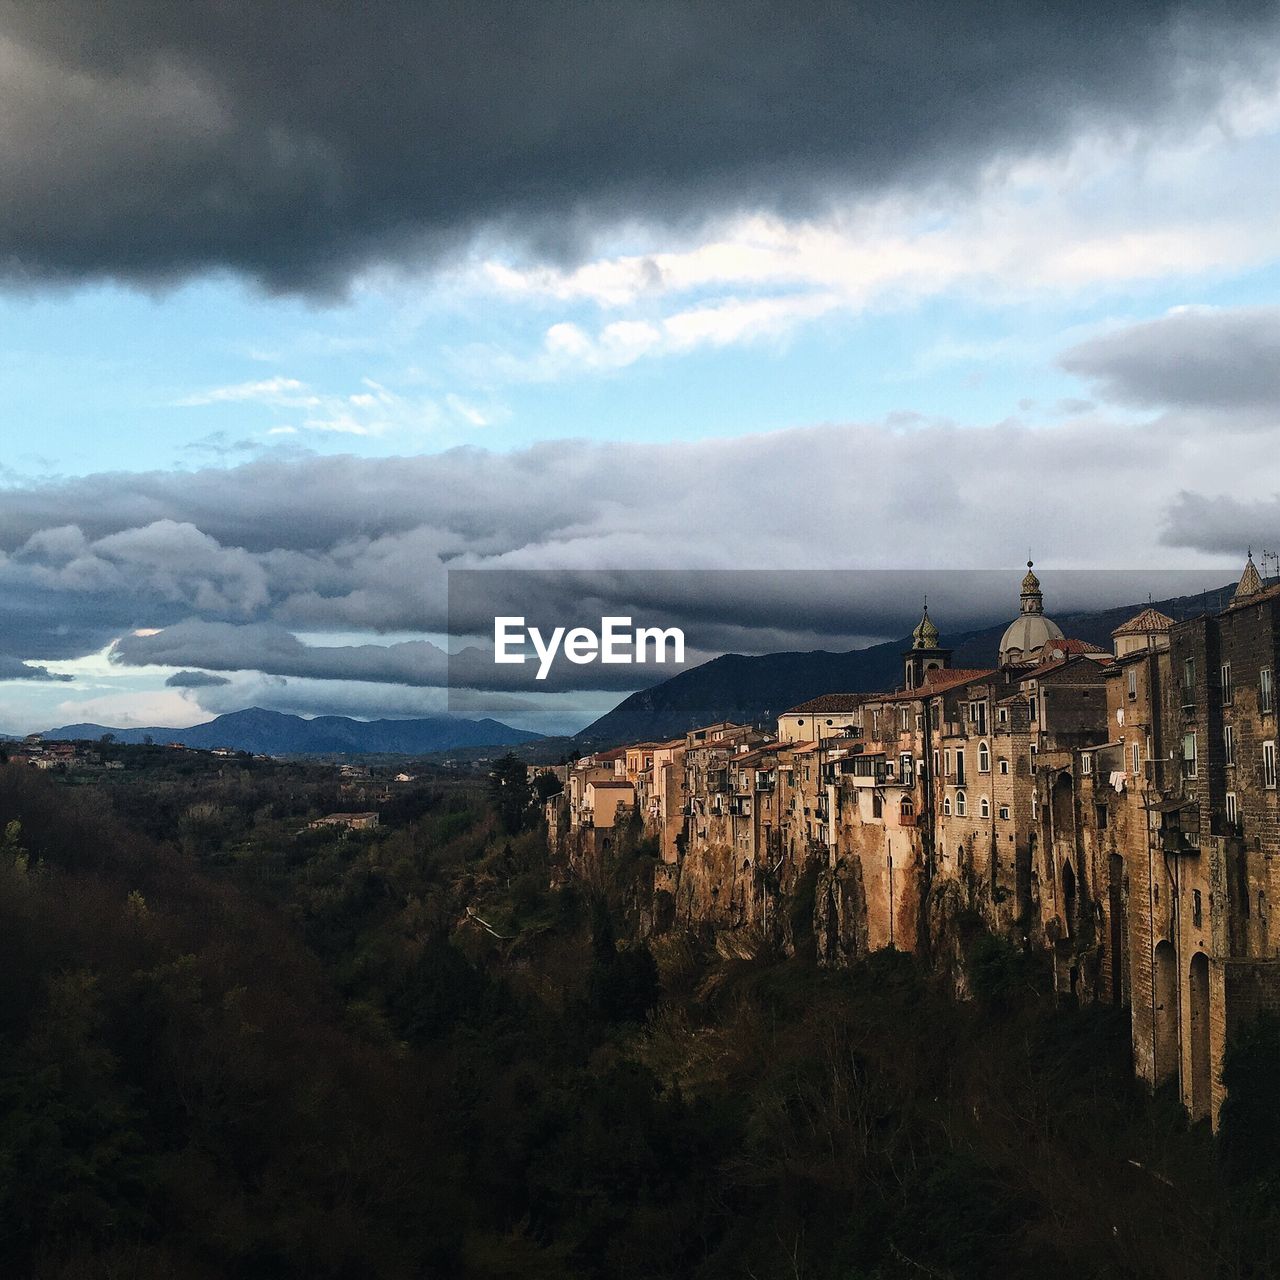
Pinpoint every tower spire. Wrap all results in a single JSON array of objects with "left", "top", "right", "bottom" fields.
[{"left": 1020, "top": 559, "right": 1044, "bottom": 615}]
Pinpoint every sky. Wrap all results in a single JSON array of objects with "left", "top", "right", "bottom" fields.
[{"left": 2, "top": 1, "right": 1280, "bottom": 736}]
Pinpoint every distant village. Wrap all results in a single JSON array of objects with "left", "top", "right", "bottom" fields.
[
  {"left": 0, "top": 734, "right": 450, "bottom": 835},
  {"left": 546, "top": 558, "right": 1280, "bottom": 1132}
]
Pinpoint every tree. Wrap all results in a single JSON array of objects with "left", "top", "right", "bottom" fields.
[
  {"left": 531, "top": 770, "right": 563, "bottom": 801},
  {"left": 488, "top": 753, "right": 532, "bottom": 834}
]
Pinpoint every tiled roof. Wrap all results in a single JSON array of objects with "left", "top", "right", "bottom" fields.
[
  {"left": 1112, "top": 608, "right": 1175, "bottom": 636},
  {"left": 1047, "top": 637, "right": 1108, "bottom": 655},
  {"left": 879, "top": 668, "right": 997, "bottom": 701},
  {"left": 784, "top": 693, "right": 871, "bottom": 714}
]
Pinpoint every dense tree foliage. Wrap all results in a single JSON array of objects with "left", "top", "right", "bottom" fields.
[{"left": 0, "top": 759, "right": 1276, "bottom": 1278}]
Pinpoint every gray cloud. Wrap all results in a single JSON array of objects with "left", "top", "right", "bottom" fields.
[
  {"left": 0, "top": 3, "right": 1275, "bottom": 291},
  {"left": 1162, "top": 491, "right": 1280, "bottom": 555},
  {"left": 0, "top": 656, "right": 73, "bottom": 682},
  {"left": 0, "top": 402, "right": 1267, "bottom": 712},
  {"left": 1061, "top": 306, "right": 1280, "bottom": 411},
  {"left": 164, "top": 669, "right": 231, "bottom": 687}
]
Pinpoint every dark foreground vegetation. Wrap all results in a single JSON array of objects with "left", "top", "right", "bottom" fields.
[{"left": 0, "top": 756, "right": 1277, "bottom": 1279}]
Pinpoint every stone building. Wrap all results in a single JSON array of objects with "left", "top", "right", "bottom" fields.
[{"left": 549, "top": 557, "right": 1280, "bottom": 1128}]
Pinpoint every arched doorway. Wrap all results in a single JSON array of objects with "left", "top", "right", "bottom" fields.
[
  {"left": 1189, "top": 951, "right": 1211, "bottom": 1121},
  {"left": 1153, "top": 940, "right": 1177, "bottom": 1086}
]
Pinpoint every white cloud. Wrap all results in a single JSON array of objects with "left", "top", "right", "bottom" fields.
[{"left": 468, "top": 81, "right": 1280, "bottom": 374}]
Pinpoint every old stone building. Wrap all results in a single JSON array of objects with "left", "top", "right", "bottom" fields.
[{"left": 550, "top": 557, "right": 1280, "bottom": 1127}]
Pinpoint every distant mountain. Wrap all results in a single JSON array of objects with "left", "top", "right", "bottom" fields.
[
  {"left": 576, "top": 582, "right": 1238, "bottom": 747},
  {"left": 41, "top": 706, "right": 543, "bottom": 755}
]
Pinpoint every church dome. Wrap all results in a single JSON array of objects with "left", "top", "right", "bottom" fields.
[
  {"left": 999, "top": 561, "right": 1064, "bottom": 664},
  {"left": 998, "top": 612, "right": 1065, "bottom": 665}
]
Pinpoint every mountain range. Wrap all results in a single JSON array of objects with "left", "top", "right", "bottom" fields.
[
  {"left": 575, "top": 581, "right": 1238, "bottom": 746},
  {"left": 40, "top": 707, "right": 543, "bottom": 756}
]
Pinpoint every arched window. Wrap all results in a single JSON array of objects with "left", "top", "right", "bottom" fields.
[
  {"left": 943, "top": 796, "right": 952, "bottom": 816},
  {"left": 955, "top": 790, "right": 967, "bottom": 817},
  {"left": 979, "top": 795, "right": 990, "bottom": 818},
  {"left": 978, "top": 741, "right": 990, "bottom": 773},
  {"left": 900, "top": 797, "right": 914, "bottom": 817}
]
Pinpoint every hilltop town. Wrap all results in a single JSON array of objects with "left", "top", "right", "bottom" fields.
[{"left": 548, "top": 559, "right": 1280, "bottom": 1130}]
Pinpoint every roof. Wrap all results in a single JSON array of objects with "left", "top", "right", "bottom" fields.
[
  {"left": 1225, "top": 580, "right": 1280, "bottom": 613},
  {"left": 879, "top": 667, "right": 997, "bottom": 701},
  {"left": 1047, "top": 637, "right": 1108, "bottom": 655},
  {"left": 1112, "top": 607, "right": 1175, "bottom": 637},
  {"left": 784, "top": 693, "right": 870, "bottom": 714},
  {"left": 588, "top": 780, "right": 634, "bottom": 789}
]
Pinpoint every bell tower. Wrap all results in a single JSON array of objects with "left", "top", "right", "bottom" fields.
[{"left": 904, "top": 601, "right": 952, "bottom": 690}]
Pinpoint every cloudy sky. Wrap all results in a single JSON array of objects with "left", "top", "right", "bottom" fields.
[{"left": 1, "top": 2, "right": 1279, "bottom": 734}]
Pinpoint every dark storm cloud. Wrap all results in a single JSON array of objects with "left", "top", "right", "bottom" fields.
[
  {"left": 1060, "top": 307, "right": 1280, "bottom": 411},
  {"left": 164, "top": 669, "right": 231, "bottom": 687},
  {"left": 0, "top": 656, "right": 72, "bottom": 682},
  {"left": 0, "top": 1, "right": 1276, "bottom": 291}
]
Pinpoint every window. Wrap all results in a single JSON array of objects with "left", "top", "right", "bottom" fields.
[
  {"left": 899, "top": 708, "right": 909, "bottom": 732},
  {"left": 900, "top": 752, "right": 914, "bottom": 785},
  {"left": 1226, "top": 791, "right": 1238, "bottom": 828},
  {"left": 1183, "top": 732, "right": 1197, "bottom": 779},
  {"left": 1263, "top": 668, "right": 1274, "bottom": 715},
  {"left": 900, "top": 797, "right": 914, "bottom": 818},
  {"left": 1131, "top": 741, "right": 1141, "bottom": 776},
  {"left": 1183, "top": 657, "right": 1196, "bottom": 701},
  {"left": 969, "top": 700, "right": 987, "bottom": 734},
  {"left": 1094, "top": 802, "right": 1108, "bottom": 829},
  {"left": 932, "top": 749, "right": 939, "bottom": 777},
  {"left": 955, "top": 749, "right": 965, "bottom": 784},
  {"left": 1264, "top": 740, "right": 1277, "bottom": 789},
  {"left": 871, "top": 792, "right": 883, "bottom": 819},
  {"left": 1029, "top": 694, "right": 1039, "bottom": 722},
  {"left": 915, "top": 713, "right": 924, "bottom": 733},
  {"left": 930, "top": 703, "right": 940, "bottom": 730},
  {"left": 979, "top": 796, "right": 990, "bottom": 818},
  {"left": 978, "top": 741, "right": 990, "bottom": 773},
  {"left": 955, "top": 790, "right": 967, "bottom": 817},
  {"left": 999, "top": 757, "right": 1010, "bottom": 775},
  {"left": 1081, "top": 751, "right": 1093, "bottom": 776},
  {"left": 1225, "top": 724, "right": 1235, "bottom": 767},
  {"left": 872, "top": 710, "right": 880, "bottom": 734},
  {"left": 1193, "top": 889, "right": 1203, "bottom": 927},
  {"left": 998, "top": 706, "right": 1009, "bottom": 724},
  {"left": 1127, "top": 668, "right": 1137, "bottom": 700},
  {"left": 943, "top": 796, "right": 952, "bottom": 816},
  {"left": 1221, "top": 662, "right": 1233, "bottom": 704},
  {"left": 999, "top": 805, "right": 1010, "bottom": 820}
]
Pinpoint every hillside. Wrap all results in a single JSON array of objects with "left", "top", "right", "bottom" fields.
[
  {"left": 577, "top": 581, "right": 1237, "bottom": 745},
  {"left": 41, "top": 706, "right": 543, "bottom": 755}
]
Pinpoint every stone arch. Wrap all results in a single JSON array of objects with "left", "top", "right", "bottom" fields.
[
  {"left": 1153, "top": 939, "right": 1177, "bottom": 1086},
  {"left": 1052, "top": 772, "right": 1074, "bottom": 838},
  {"left": 1189, "top": 951, "right": 1211, "bottom": 1121}
]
